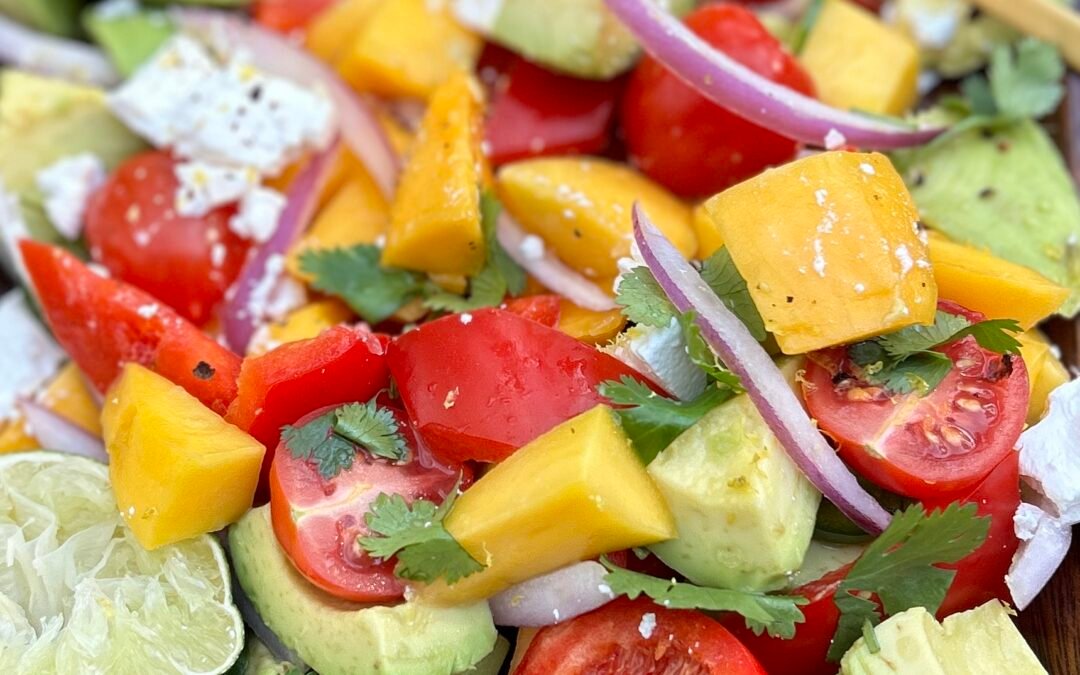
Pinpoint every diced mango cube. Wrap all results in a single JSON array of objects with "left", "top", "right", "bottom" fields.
[
  {"left": 248, "top": 300, "right": 355, "bottom": 356},
  {"left": 102, "top": 364, "right": 265, "bottom": 550},
  {"left": 0, "top": 362, "right": 101, "bottom": 454},
  {"left": 382, "top": 72, "right": 486, "bottom": 276},
  {"left": 1017, "top": 330, "right": 1071, "bottom": 424},
  {"left": 424, "top": 405, "right": 675, "bottom": 605},
  {"left": 692, "top": 202, "right": 724, "bottom": 258},
  {"left": 557, "top": 300, "right": 626, "bottom": 345},
  {"left": 306, "top": 0, "right": 381, "bottom": 64},
  {"left": 337, "top": 0, "right": 482, "bottom": 99},
  {"left": 799, "top": 0, "right": 919, "bottom": 115},
  {"left": 704, "top": 151, "right": 937, "bottom": 354},
  {"left": 927, "top": 232, "right": 1069, "bottom": 330},
  {"left": 497, "top": 158, "right": 697, "bottom": 280}
]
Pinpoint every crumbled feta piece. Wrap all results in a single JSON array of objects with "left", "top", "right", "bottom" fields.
[
  {"left": 638, "top": 612, "right": 657, "bottom": 639},
  {"left": 229, "top": 187, "right": 286, "bottom": 243},
  {"left": 0, "top": 291, "right": 65, "bottom": 422},
  {"left": 1017, "top": 378, "right": 1080, "bottom": 524},
  {"left": 0, "top": 179, "right": 30, "bottom": 284},
  {"left": 460, "top": 313, "right": 473, "bottom": 325},
  {"left": 604, "top": 321, "right": 706, "bottom": 402},
  {"left": 452, "top": 0, "right": 505, "bottom": 32},
  {"left": 859, "top": 162, "right": 876, "bottom": 176},
  {"left": 175, "top": 162, "right": 258, "bottom": 217},
  {"left": 35, "top": 153, "right": 106, "bottom": 240},
  {"left": 824, "top": 128, "right": 847, "bottom": 150},
  {"left": 245, "top": 255, "right": 308, "bottom": 333},
  {"left": 135, "top": 303, "right": 159, "bottom": 319}
]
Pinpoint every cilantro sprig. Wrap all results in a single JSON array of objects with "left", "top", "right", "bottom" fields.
[
  {"left": 847, "top": 310, "right": 1022, "bottom": 395},
  {"left": 281, "top": 399, "right": 408, "bottom": 479},
  {"left": 358, "top": 483, "right": 484, "bottom": 584},
  {"left": 826, "top": 503, "right": 990, "bottom": 661},
  {"left": 599, "top": 557, "right": 807, "bottom": 639}
]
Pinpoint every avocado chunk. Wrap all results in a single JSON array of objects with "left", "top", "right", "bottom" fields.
[
  {"left": 0, "top": 0, "right": 82, "bottom": 36},
  {"left": 461, "top": 634, "right": 510, "bottom": 674},
  {"left": 84, "top": 3, "right": 174, "bottom": 76},
  {"left": 229, "top": 506, "right": 498, "bottom": 675},
  {"left": 891, "top": 119, "right": 1080, "bottom": 317},
  {"left": 647, "top": 394, "right": 822, "bottom": 592},
  {"left": 841, "top": 600, "right": 1048, "bottom": 674}
]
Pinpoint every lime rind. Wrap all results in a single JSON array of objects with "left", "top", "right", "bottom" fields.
[{"left": 0, "top": 451, "right": 244, "bottom": 675}]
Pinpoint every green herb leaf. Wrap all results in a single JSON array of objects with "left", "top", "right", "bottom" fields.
[
  {"left": 699, "top": 248, "right": 767, "bottom": 342},
  {"left": 679, "top": 312, "right": 744, "bottom": 389},
  {"left": 615, "top": 266, "right": 678, "bottom": 328},
  {"left": 874, "top": 311, "right": 973, "bottom": 358},
  {"left": 333, "top": 400, "right": 408, "bottom": 462},
  {"left": 600, "top": 558, "right": 807, "bottom": 639},
  {"left": 358, "top": 484, "right": 484, "bottom": 584},
  {"left": 299, "top": 245, "right": 426, "bottom": 324},
  {"left": 281, "top": 412, "right": 358, "bottom": 480},
  {"left": 826, "top": 503, "right": 990, "bottom": 661},
  {"left": 599, "top": 376, "right": 735, "bottom": 463},
  {"left": 873, "top": 351, "right": 953, "bottom": 396},
  {"left": 989, "top": 38, "right": 1065, "bottom": 120}
]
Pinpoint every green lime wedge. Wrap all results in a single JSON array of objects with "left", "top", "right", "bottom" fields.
[{"left": 0, "top": 451, "right": 244, "bottom": 674}]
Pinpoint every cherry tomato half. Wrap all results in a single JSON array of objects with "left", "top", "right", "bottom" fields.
[
  {"left": 85, "top": 151, "right": 250, "bottom": 325},
  {"left": 269, "top": 404, "right": 468, "bottom": 603},
  {"left": 621, "top": 3, "right": 816, "bottom": 198},
  {"left": 517, "top": 597, "right": 766, "bottom": 675},
  {"left": 803, "top": 302, "right": 1029, "bottom": 499},
  {"left": 253, "top": 0, "right": 336, "bottom": 33}
]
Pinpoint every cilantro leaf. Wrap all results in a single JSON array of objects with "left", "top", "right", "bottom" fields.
[
  {"left": 946, "top": 319, "right": 1024, "bottom": 354},
  {"left": 600, "top": 558, "right": 807, "bottom": 639},
  {"left": 826, "top": 503, "right": 990, "bottom": 661},
  {"left": 333, "top": 400, "right": 408, "bottom": 462},
  {"left": 699, "top": 248, "right": 767, "bottom": 342},
  {"left": 299, "top": 245, "right": 426, "bottom": 324},
  {"left": 615, "top": 266, "right": 677, "bottom": 328},
  {"left": 989, "top": 38, "right": 1064, "bottom": 120},
  {"left": 679, "top": 312, "right": 743, "bottom": 390},
  {"left": 599, "top": 376, "right": 735, "bottom": 463},
  {"left": 281, "top": 412, "right": 357, "bottom": 480},
  {"left": 873, "top": 351, "right": 953, "bottom": 396},
  {"left": 874, "top": 312, "right": 973, "bottom": 358},
  {"left": 358, "top": 485, "right": 484, "bottom": 584}
]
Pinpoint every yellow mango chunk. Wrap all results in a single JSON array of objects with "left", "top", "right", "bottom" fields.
[
  {"left": 799, "top": 0, "right": 919, "bottom": 115},
  {"left": 927, "top": 232, "right": 1069, "bottom": 330},
  {"left": 0, "top": 362, "right": 102, "bottom": 454},
  {"left": 1018, "top": 330, "right": 1071, "bottom": 424},
  {"left": 377, "top": 109, "right": 415, "bottom": 157},
  {"left": 705, "top": 151, "right": 937, "bottom": 354},
  {"left": 497, "top": 158, "right": 697, "bottom": 280},
  {"left": 692, "top": 202, "right": 724, "bottom": 259},
  {"left": 102, "top": 364, "right": 265, "bottom": 550},
  {"left": 425, "top": 405, "right": 675, "bottom": 605},
  {"left": 557, "top": 300, "right": 626, "bottom": 345},
  {"left": 338, "top": 0, "right": 482, "bottom": 99},
  {"left": 382, "top": 72, "right": 486, "bottom": 276},
  {"left": 248, "top": 300, "right": 355, "bottom": 356},
  {"left": 306, "top": 0, "right": 380, "bottom": 64}
]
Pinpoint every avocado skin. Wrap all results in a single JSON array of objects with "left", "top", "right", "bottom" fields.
[
  {"left": 229, "top": 506, "right": 498, "bottom": 675},
  {"left": 0, "top": 0, "right": 83, "bottom": 36},
  {"left": 891, "top": 119, "right": 1080, "bottom": 317}
]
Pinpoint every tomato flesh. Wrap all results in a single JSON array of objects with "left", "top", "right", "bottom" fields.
[
  {"left": 621, "top": 4, "right": 815, "bottom": 198},
  {"left": 253, "top": 0, "right": 335, "bottom": 32},
  {"left": 517, "top": 597, "right": 765, "bottom": 675},
  {"left": 85, "top": 151, "right": 250, "bottom": 326},
  {"left": 269, "top": 404, "right": 467, "bottom": 603},
  {"left": 804, "top": 302, "right": 1029, "bottom": 499},
  {"left": 502, "top": 294, "right": 562, "bottom": 328}
]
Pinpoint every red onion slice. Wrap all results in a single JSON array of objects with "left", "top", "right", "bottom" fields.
[
  {"left": 632, "top": 204, "right": 891, "bottom": 533},
  {"left": 0, "top": 15, "right": 118, "bottom": 86},
  {"left": 170, "top": 8, "right": 399, "bottom": 200},
  {"left": 1006, "top": 502, "right": 1073, "bottom": 611},
  {"left": 496, "top": 212, "right": 617, "bottom": 312},
  {"left": 489, "top": 561, "right": 615, "bottom": 627},
  {"left": 17, "top": 398, "right": 107, "bottom": 464},
  {"left": 603, "top": 0, "right": 944, "bottom": 150},
  {"left": 223, "top": 142, "right": 339, "bottom": 353}
]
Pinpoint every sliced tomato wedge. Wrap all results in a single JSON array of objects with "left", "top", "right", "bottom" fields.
[
  {"left": 502, "top": 294, "right": 562, "bottom": 327},
  {"left": 517, "top": 597, "right": 765, "bottom": 675},
  {"left": 269, "top": 404, "right": 467, "bottom": 603},
  {"left": 803, "top": 302, "right": 1029, "bottom": 499}
]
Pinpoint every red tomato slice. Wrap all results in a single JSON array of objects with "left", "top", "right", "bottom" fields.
[
  {"left": 253, "top": 0, "right": 336, "bottom": 32},
  {"left": 20, "top": 240, "right": 240, "bottom": 415},
  {"left": 269, "top": 404, "right": 467, "bottom": 603},
  {"left": 85, "top": 151, "right": 250, "bottom": 326},
  {"left": 621, "top": 4, "right": 816, "bottom": 198},
  {"left": 486, "top": 57, "right": 621, "bottom": 166},
  {"left": 502, "top": 294, "right": 562, "bottom": 327},
  {"left": 517, "top": 597, "right": 766, "bottom": 675},
  {"left": 803, "top": 302, "right": 1029, "bottom": 499},
  {"left": 387, "top": 308, "right": 657, "bottom": 464},
  {"left": 226, "top": 325, "right": 391, "bottom": 499}
]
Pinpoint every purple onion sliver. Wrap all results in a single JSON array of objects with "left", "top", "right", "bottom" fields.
[
  {"left": 603, "top": 0, "right": 943, "bottom": 150},
  {"left": 632, "top": 204, "right": 891, "bottom": 534},
  {"left": 489, "top": 561, "right": 615, "bottom": 627},
  {"left": 18, "top": 398, "right": 108, "bottom": 464},
  {"left": 0, "top": 14, "right": 118, "bottom": 86}
]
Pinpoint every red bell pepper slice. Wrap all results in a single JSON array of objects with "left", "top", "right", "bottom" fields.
[
  {"left": 20, "top": 240, "right": 240, "bottom": 416},
  {"left": 387, "top": 308, "right": 653, "bottom": 464}
]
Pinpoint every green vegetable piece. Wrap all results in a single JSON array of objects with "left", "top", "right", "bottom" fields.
[
  {"left": 84, "top": 3, "right": 175, "bottom": 77},
  {"left": 299, "top": 244, "right": 428, "bottom": 324}
]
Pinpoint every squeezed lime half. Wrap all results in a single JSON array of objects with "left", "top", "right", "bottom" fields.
[{"left": 0, "top": 451, "right": 244, "bottom": 674}]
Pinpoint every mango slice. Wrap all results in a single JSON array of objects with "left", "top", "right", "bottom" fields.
[
  {"left": 557, "top": 300, "right": 626, "bottom": 345},
  {"left": 692, "top": 202, "right": 724, "bottom": 259},
  {"left": 306, "top": 0, "right": 380, "bottom": 64},
  {"left": 927, "top": 233, "right": 1069, "bottom": 330},
  {"left": 1017, "top": 330, "right": 1071, "bottom": 424},
  {"left": 338, "top": 0, "right": 482, "bottom": 99},
  {"left": 497, "top": 157, "right": 696, "bottom": 280},
  {"left": 704, "top": 151, "right": 937, "bottom": 354},
  {"left": 382, "top": 72, "right": 486, "bottom": 276},
  {"left": 0, "top": 362, "right": 101, "bottom": 454},
  {"left": 799, "top": 0, "right": 920, "bottom": 115},
  {"left": 102, "top": 364, "right": 265, "bottom": 550},
  {"left": 425, "top": 405, "right": 675, "bottom": 605}
]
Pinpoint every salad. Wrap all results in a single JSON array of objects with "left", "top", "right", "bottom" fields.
[{"left": 0, "top": 0, "right": 1078, "bottom": 673}]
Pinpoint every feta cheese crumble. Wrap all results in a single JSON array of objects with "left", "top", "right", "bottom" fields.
[
  {"left": 174, "top": 162, "right": 258, "bottom": 218},
  {"left": 604, "top": 320, "right": 706, "bottom": 402},
  {"left": 229, "top": 187, "right": 286, "bottom": 243},
  {"left": 0, "top": 292, "right": 65, "bottom": 422},
  {"left": 35, "top": 153, "right": 106, "bottom": 240},
  {"left": 1017, "top": 378, "right": 1080, "bottom": 524},
  {"left": 824, "top": 128, "right": 847, "bottom": 150},
  {"left": 638, "top": 612, "right": 657, "bottom": 639}
]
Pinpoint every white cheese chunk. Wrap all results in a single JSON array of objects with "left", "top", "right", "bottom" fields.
[
  {"left": 603, "top": 320, "right": 706, "bottom": 402},
  {"left": 0, "top": 291, "right": 65, "bottom": 423},
  {"left": 230, "top": 187, "right": 286, "bottom": 243},
  {"left": 1017, "top": 377, "right": 1080, "bottom": 524},
  {"left": 35, "top": 153, "right": 106, "bottom": 240},
  {"left": 174, "top": 161, "right": 258, "bottom": 217}
]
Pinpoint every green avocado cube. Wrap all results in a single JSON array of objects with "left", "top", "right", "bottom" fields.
[
  {"left": 84, "top": 3, "right": 174, "bottom": 77},
  {"left": 647, "top": 394, "right": 821, "bottom": 592}
]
